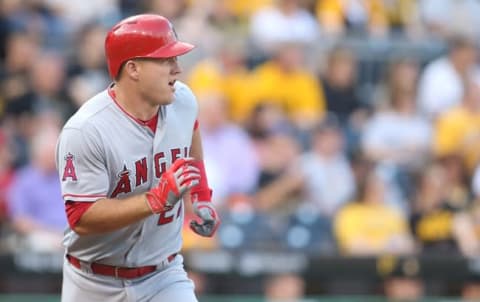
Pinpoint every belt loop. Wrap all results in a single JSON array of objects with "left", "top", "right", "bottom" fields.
[
  {"left": 156, "top": 258, "right": 167, "bottom": 271},
  {"left": 114, "top": 266, "right": 119, "bottom": 279},
  {"left": 79, "top": 260, "right": 93, "bottom": 274}
]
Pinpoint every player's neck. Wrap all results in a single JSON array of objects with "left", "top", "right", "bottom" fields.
[{"left": 112, "top": 83, "right": 159, "bottom": 121}]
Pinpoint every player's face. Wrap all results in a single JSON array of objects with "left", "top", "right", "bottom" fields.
[{"left": 137, "top": 57, "right": 181, "bottom": 105}]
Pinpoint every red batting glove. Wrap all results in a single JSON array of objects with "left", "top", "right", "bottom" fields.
[
  {"left": 189, "top": 160, "right": 221, "bottom": 237},
  {"left": 145, "top": 157, "right": 200, "bottom": 214}
]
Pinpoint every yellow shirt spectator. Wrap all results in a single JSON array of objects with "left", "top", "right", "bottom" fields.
[
  {"left": 188, "top": 58, "right": 256, "bottom": 123},
  {"left": 334, "top": 202, "right": 411, "bottom": 255},
  {"left": 434, "top": 105, "right": 480, "bottom": 172},
  {"left": 316, "top": 0, "right": 344, "bottom": 34},
  {"left": 316, "top": 0, "right": 389, "bottom": 35},
  {"left": 251, "top": 57, "right": 326, "bottom": 127},
  {"left": 226, "top": 0, "right": 273, "bottom": 19}
]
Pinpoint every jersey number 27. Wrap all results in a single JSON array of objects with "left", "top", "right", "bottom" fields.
[{"left": 157, "top": 202, "right": 182, "bottom": 225}]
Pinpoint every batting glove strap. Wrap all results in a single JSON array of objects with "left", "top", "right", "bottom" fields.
[
  {"left": 190, "top": 201, "right": 221, "bottom": 237},
  {"left": 189, "top": 160, "right": 212, "bottom": 203}
]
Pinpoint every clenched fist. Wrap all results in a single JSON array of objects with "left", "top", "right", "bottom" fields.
[{"left": 190, "top": 201, "right": 220, "bottom": 237}]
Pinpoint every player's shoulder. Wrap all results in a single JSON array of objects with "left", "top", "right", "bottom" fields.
[
  {"left": 172, "top": 81, "right": 197, "bottom": 109},
  {"left": 63, "top": 89, "right": 113, "bottom": 130}
]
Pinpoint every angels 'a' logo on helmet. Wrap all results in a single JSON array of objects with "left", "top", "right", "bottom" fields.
[{"left": 167, "top": 20, "right": 179, "bottom": 40}]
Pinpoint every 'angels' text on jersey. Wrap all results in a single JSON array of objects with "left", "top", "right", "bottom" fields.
[{"left": 111, "top": 147, "right": 189, "bottom": 198}]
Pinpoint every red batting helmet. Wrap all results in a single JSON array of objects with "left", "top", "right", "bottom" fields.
[{"left": 105, "top": 14, "right": 195, "bottom": 78}]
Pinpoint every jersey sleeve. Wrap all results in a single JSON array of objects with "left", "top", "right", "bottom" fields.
[
  {"left": 174, "top": 81, "right": 199, "bottom": 121},
  {"left": 56, "top": 126, "right": 109, "bottom": 203}
]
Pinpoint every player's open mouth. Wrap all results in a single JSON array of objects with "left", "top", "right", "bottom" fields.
[{"left": 168, "top": 80, "right": 176, "bottom": 86}]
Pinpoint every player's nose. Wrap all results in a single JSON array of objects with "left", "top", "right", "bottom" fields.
[{"left": 171, "top": 60, "right": 181, "bottom": 75}]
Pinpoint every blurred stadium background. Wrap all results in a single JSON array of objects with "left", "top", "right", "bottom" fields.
[{"left": 1, "top": 0, "right": 480, "bottom": 301}]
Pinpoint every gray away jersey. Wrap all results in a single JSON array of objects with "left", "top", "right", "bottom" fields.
[{"left": 56, "top": 81, "right": 197, "bottom": 267}]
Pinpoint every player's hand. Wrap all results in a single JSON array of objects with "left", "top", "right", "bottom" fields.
[
  {"left": 190, "top": 201, "right": 221, "bottom": 237},
  {"left": 145, "top": 157, "right": 200, "bottom": 214}
]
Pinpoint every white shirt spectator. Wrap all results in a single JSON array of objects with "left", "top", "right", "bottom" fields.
[
  {"left": 418, "top": 57, "right": 462, "bottom": 118},
  {"left": 362, "top": 111, "right": 432, "bottom": 166},
  {"left": 45, "top": 0, "right": 120, "bottom": 31},
  {"left": 417, "top": 57, "right": 480, "bottom": 119},
  {"left": 250, "top": 6, "right": 319, "bottom": 53},
  {"left": 298, "top": 153, "right": 355, "bottom": 217},
  {"left": 420, "top": 0, "right": 480, "bottom": 37}
]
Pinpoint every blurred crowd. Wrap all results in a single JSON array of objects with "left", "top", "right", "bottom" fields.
[{"left": 1, "top": 0, "right": 480, "bottom": 299}]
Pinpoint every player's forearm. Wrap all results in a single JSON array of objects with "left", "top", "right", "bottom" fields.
[
  {"left": 74, "top": 194, "right": 152, "bottom": 236},
  {"left": 189, "top": 128, "right": 203, "bottom": 160}
]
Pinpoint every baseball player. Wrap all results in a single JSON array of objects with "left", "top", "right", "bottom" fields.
[{"left": 56, "top": 14, "right": 220, "bottom": 302}]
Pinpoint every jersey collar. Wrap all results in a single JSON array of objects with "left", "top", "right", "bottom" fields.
[{"left": 107, "top": 83, "right": 159, "bottom": 133}]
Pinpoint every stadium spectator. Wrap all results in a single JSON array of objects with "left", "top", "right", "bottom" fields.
[
  {"left": 0, "top": 0, "right": 66, "bottom": 49},
  {"left": 66, "top": 23, "right": 109, "bottom": 109},
  {"left": 249, "top": 0, "right": 319, "bottom": 55},
  {"left": 0, "top": 31, "right": 39, "bottom": 120},
  {"left": 320, "top": 45, "right": 369, "bottom": 154},
  {"left": 224, "top": 0, "right": 273, "bottom": 20},
  {"left": 315, "top": 0, "right": 407, "bottom": 37},
  {"left": 363, "top": 70, "right": 431, "bottom": 169},
  {"left": 146, "top": 0, "right": 188, "bottom": 21},
  {"left": 297, "top": 118, "right": 355, "bottom": 218},
  {"left": 44, "top": 0, "right": 120, "bottom": 33},
  {"left": 250, "top": 42, "right": 326, "bottom": 129},
  {"left": 254, "top": 128, "right": 303, "bottom": 214},
  {"left": 245, "top": 103, "right": 292, "bottom": 141},
  {"left": 188, "top": 39, "right": 255, "bottom": 124},
  {"left": 461, "top": 280, "right": 480, "bottom": 302},
  {"left": 439, "top": 155, "right": 472, "bottom": 210},
  {"left": 419, "top": 0, "right": 480, "bottom": 38},
  {"left": 321, "top": 46, "right": 367, "bottom": 121},
  {"left": 6, "top": 122, "right": 66, "bottom": 252},
  {"left": 383, "top": 277, "right": 424, "bottom": 302},
  {"left": 410, "top": 163, "right": 479, "bottom": 256},
  {"left": 264, "top": 273, "right": 306, "bottom": 302},
  {"left": 382, "top": 0, "right": 422, "bottom": 37},
  {"left": 28, "top": 52, "right": 72, "bottom": 120},
  {"left": 169, "top": 0, "right": 248, "bottom": 68},
  {"left": 434, "top": 79, "right": 480, "bottom": 174},
  {"left": 198, "top": 93, "right": 259, "bottom": 208},
  {"left": 374, "top": 56, "right": 419, "bottom": 110},
  {"left": 417, "top": 35, "right": 479, "bottom": 119},
  {"left": 334, "top": 169, "right": 414, "bottom": 256},
  {"left": 362, "top": 79, "right": 432, "bottom": 210}
]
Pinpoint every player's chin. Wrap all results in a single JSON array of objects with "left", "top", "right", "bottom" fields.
[
  {"left": 155, "top": 90, "right": 175, "bottom": 105},
  {"left": 163, "top": 98, "right": 174, "bottom": 105}
]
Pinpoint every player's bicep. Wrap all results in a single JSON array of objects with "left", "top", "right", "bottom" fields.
[{"left": 56, "top": 128, "right": 109, "bottom": 203}]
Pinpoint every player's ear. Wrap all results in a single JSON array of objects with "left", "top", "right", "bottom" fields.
[{"left": 123, "top": 60, "right": 141, "bottom": 81}]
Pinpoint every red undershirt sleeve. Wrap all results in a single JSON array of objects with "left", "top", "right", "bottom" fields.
[{"left": 65, "top": 201, "right": 95, "bottom": 229}]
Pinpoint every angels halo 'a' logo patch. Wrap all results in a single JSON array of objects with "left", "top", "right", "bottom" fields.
[
  {"left": 62, "top": 152, "right": 78, "bottom": 181},
  {"left": 111, "top": 165, "right": 133, "bottom": 198}
]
